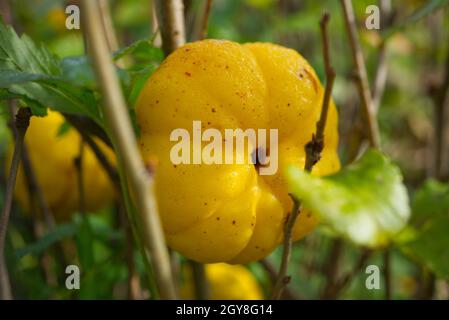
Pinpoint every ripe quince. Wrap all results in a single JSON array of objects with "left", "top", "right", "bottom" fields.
[
  {"left": 136, "top": 40, "right": 340, "bottom": 263},
  {"left": 9, "top": 111, "right": 115, "bottom": 220},
  {"left": 180, "top": 263, "right": 263, "bottom": 300}
]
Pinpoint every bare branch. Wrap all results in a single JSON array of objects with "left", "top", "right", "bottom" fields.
[
  {"left": 260, "top": 258, "right": 303, "bottom": 300},
  {"left": 341, "top": 0, "right": 381, "bottom": 149},
  {"left": 320, "top": 238, "right": 344, "bottom": 299},
  {"left": 271, "top": 13, "right": 336, "bottom": 299},
  {"left": 154, "top": 0, "right": 186, "bottom": 56},
  {"left": 383, "top": 249, "right": 392, "bottom": 299},
  {"left": 327, "top": 249, "right": 372, "bottom": 298},
  {"left": 80, "top": 0, "right": 176, "bottom": 299},
  {"left": 74, "top": 140, "right": 86, "bottom": 216},
  {"left": 191, "top": 260, "right": 209, "bottom": 300},
  {"left": 0, "top": 107, "right": 32, "bottom": 300},
  {"left": 63, "top": 113, "right": 112, "bottom": 148},
  {"left": 198, "top": 0, "right": 213, "bottom": 40},
  {"left": 21, "top": 144, "right": 55, "bottom": 229}
]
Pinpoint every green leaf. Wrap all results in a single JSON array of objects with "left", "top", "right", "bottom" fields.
[
  {"left": 285, "top": 149, "right": 410, "bottom": 247},
  {"left": 127, "top": 65, "right": 156, "bottom": 107},
  {"left": 60, "top": 56, "right": 96, "bottom": 89},
  {"left": 0, "top": 20, "right": 102, "bottom": 124},
  {"left": 113, "top": 37, "right": 162, "bottom": 62},
  {"left": 398, "top": 179, "right": 449, "bottom": 279},
  {"left": 411, "top": 179, "right": 449, "bottom": 227},
  {"left": 15, "top": 223, "right": 78, "bottom": 259},
  {"left": 0, "top": 88, "right": 22, "bottom": 100},
  {"left": 57, "top": 120, "right": 72, "bottom": 137},
  {"left": 0, "top": 69, "right": 50, "bottom": 87},
  {"left": 383, "top": 0, "right": 449, "bottom": 38},
  {"left": 0, "top": 18, "right": 59, "bottom": 75},
  {"left": 60, "top": 55, "right": 130, "bottom": 91},
  {"left": 401, "top": 217, "right": 449, "bottom": 280}
]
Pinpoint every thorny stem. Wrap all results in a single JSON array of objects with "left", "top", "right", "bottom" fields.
[
  {"left": 81, "top": 0, "right": 176, "bottom": 299},
  {"left": 271, "top": 13, "right": 336, "bottom": 300},
  {"left": 0, "top": 107, "right": 32, "bottom": 300},
  {"left": 341, "top": 0, "right": 381, "bottom": 149}
]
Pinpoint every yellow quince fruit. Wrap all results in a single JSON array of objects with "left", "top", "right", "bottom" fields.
[
  {"left": 8, "top": 111, "right": 115, "bottom": 220},
  {"left": 136, "top": 40, "right": 340, "bottom": 263},
  {"left": 180, "top": 263, "right": 264, "bottom": 300}
]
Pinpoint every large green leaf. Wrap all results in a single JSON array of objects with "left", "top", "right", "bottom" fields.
[
  {"left": 285, "top": 149, "right": 410, "bottom": 247},
  {"left": 0, "top": 20, "right": 102, "bottom": 123},
  {"left": 398, "top": 179, "right": 449, "bottom": 279},
  {"left": 411, "top": 179, "right": 449, "bottom": 227},
  {"left": 401, "top": 217, "right": 449, "bottom": 280},
  {"left": 0, "top": 18, "right": 59, "bottom": 75}
]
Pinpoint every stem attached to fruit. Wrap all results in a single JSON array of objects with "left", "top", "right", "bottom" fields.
[
  {"left": 272, "top": 13, "right": 336, "bottom": 300},
  {"left": 0, "top": 107, "right": 32, "bottom": 300},
  {"left": 80, "top": 0, "right": 176, "bottom": 299}
]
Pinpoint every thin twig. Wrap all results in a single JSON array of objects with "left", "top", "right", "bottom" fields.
[
  {"left": 198, "top": 0, "right": 213, "bottom": 40},
  {"left": 372, "top": 41, "right": 388, "bottom": 113},
  {"left": 341, "top": 0, "right": 381, "bottom": 149},
  {"left": 271, "top": 13, "right": 336, "bottom": 300},
  {"left": 71, "top": 125, "right": 120, "bottom": 192},
  {"left": 327, "top": 249, "right": 372, "bottom": 298},
  {"left": 151, "top": 1, "right": 162, "bottom": 47},
  {"left": 154, "top": 0, "right": 186, "bottom": 56},
  {"left": 383, "top": 249, "right": 392, "bottom": 299},
  {"left": 98, "top": 0, "right": 119, "bottom": 52},
  {"left": 116, "top": 201, "right": 142, "bottom": 299},
  {"left": 420, "top": 28, "right": 449, "bottom": 300},
  {"left": 21, "top": 146, "right": 55, "bottom": 228},
  {"left": 260, "top": 258, "right": 302, "bottom": 300},
  {"left": 80, "top": 0, "right": 176, "bottom": 299},
  {"left": 63, "top": 113, "right": 112, "bottom": 148},
  {"left": 191, "top": 261, "right": 209, "bottom": 300},
  {"left": 432, "top": 33, "right": 449, "bottom": 180},
  {"left": 98, "top": 0, "right": 130, "bottom": 68},
  {"left": 320, "top": 238, "right": 344, "bottom": 299},
  {"left": 0, "top": 107, "right": 32, "bottom": 300},
  {"left": 373, "top": 0, "right": 393, "bottom": 112},
  {"left": 74, "top": 139, "right": 86, "bottom": 216}
]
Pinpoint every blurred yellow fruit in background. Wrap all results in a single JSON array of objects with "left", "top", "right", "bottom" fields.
[
  {"left": 8, "top": 111, "right": 115, "bottom": 220},
  {"left": 47, "top": 7, "right": 67, "bottom": 33},
  {"left": 136, "top": 40, "right": 340, "bottom": 263},
  {"left": 180, "top": 263, "right": 264, "bottom": 300}
]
